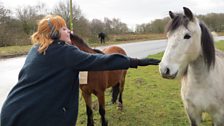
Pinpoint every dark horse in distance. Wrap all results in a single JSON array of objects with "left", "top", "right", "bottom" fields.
[
  {"left": 70, "top": 33, "right": 127, "bottom": 126},
  {"left": 98, "top": 32, "right": 106, "bottom": 44}
]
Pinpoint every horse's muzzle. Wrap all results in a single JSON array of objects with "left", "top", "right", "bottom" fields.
[{"left": 160, "top": 67, "right": 178, "bottom": 79}]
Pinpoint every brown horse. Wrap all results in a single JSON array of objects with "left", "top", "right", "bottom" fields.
[{"left": 70, "top": 33, "right": 127, "bottom": 126}]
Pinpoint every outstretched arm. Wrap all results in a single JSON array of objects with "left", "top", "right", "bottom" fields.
[{"left": 65, "top": 45, "right": 160, "bottom": 71}]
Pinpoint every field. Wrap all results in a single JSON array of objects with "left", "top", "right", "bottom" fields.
[
  {"left": 0, "top": 45, "right": 32, "bottom": 58},
  {"left": 76, "top": 40, "right": 224, "bottom": 126}
]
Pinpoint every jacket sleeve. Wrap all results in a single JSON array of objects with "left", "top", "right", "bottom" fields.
[{"left": 65, "top": 45, "right": 131, "bottom": 71}]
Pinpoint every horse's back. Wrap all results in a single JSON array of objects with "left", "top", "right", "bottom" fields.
[{"left": 103, "top": 46, "right": 127, "bottom": 55}]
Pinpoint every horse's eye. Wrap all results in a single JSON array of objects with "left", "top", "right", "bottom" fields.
[{"left": 184, "top": 34, "right": 191, "bottom": 39}]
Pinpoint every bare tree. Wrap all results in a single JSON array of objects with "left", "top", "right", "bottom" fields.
[
  {"left": 74, "top": 16, "right": 91, "bottom": 38},
  {"left": 104, "top": 17, "right": 113, "bottom": 34},
  {"left": 111, "top": 18, "right": 129, "bottom": 34},
  {"left": 15, "top": 2, "right": 48, "bottom": 35},
  {"left": 35, "top": 2, "right": 49, "bottom": 15},
  {"left": 135, "top": 17, "right": 169, "bottom": 33},
  {"left": 103, "top": 18, "right": 129, "bottom": 34},
  {"left": 135, "top": 23, "right": 151, "bottom": 33},
  {"left": 0, "top": 3, "right": 10, "bottom": 23},
  {"left": 90, "top": 19, "right": 104, "bottom": 34},
  {"left": 198, "top": 13, "right": 224, "bottom": 32},
  {"left": 52, "top": 1, "right": 82, "bottom": 30},
  {"left": 16, "top": 6, "right": 38, "bottom": 35},
  {"left": 0, "top": 3, "right": 12, "bottom": 46}
]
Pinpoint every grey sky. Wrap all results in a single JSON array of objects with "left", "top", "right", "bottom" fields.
[{"left": 2, "top": 0, "right": 224, "bottom": 28}]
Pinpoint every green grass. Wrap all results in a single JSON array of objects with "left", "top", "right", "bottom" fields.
[
  {"left": 0, "top": 45, "right": 32, "bottom": 58},
  {"left": 76, "top": 40, "right": 224, "bottom": 126},
  {"left": 216, "top": 40, "right": 224, "bottom": 50}
]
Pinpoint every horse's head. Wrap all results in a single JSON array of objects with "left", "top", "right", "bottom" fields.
[
  {"left": 159, "top": 7, "right": 215, "bottom": 79},
  {"left": 70, "top": 33, "right": 86, "bottom": 49},
  {"left": 70, "top": 33, "right": 95, "bottom": 53},
  {"left": 70, "top": 33, "right": 105, "bottom": 54}
]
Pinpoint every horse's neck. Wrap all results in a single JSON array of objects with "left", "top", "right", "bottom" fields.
[
  {"left": 187, "top": 49, "right": 224, "bottom": 76},
  {"left": 75, "top": 44, "right": 95, "bottom": 53},
  {"left": 183, "top": 56, "right": 210, "bottom": 85},
  {"left": 189, "top": 56, "right": 207, "bottom": 75}
]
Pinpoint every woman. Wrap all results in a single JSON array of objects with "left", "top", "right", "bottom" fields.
[{"left": 0, "top": 15, "right": 160, "bottom": 126}]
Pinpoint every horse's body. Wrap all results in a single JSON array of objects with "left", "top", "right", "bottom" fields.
[
  {"left": 70, "top": 34, "right": 127, "bottom": 126},
  {"left": 159, "top": 7, "right": 224, "bottom": 126},
  {"left": 98, "top": 32, "right": 106, "bottom": 44}
]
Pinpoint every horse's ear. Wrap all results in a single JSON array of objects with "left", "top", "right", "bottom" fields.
[
  {"left": 183, "top": 7, "right": 193, "bottom": 21},
  {"left": 169, "top": 11, "right": 175, "bottom": 19}
]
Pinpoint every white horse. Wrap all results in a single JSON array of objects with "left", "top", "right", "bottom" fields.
[{"left": 159, "top": 7, "right": 224, "bottom": 126}]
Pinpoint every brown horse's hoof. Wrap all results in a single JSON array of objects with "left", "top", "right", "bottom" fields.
[
  {"left": 117, "top": 102, "right": 123, "bottom": 111},
  {"left": 87, "top": 121, "right": 94, "bottom": 126}
]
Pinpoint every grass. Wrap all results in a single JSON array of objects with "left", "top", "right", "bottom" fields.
[
  {"left": 0, "top": 45, "right": 32, "bottom": 58},
  {"left": 76, "top": 40, "right": 224, "bottom": 126},
  {"left": 215, "top": 40, "right": 224, "bottom": 50},
  {"left": 217, "top": 32, "right": 224, "bottom": 36}
]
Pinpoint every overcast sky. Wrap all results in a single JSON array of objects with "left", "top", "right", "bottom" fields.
[{"left": 1, "top": 0, "right": 224, "bottom": 29}]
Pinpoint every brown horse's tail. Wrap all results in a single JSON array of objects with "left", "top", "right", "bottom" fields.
[{"left": 111, "top": 83, "right": 120, "bottom": 104}]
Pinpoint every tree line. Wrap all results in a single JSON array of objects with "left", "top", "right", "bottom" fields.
[
  {"left": 135, "top": 13, "right": 224, "bottom": 34},
  {"left": 0, "top": 1, "right": 224, "bottom": 47}
]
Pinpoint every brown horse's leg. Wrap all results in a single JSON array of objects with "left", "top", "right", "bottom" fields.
[
  {"left": 97, "top": 93, "right": 108, "bottom": 126},
  {"left": 82, "top": 92, "right": 94, "bottom": 126},
  {"left": 117, "top": 71, "right": 127, "bottom": 110},
  {"left": 111, "top": 83, "right": 119, "bottom": 104},
  {"left": 118, "top": 79, "right": 125, "bottom": 110}
]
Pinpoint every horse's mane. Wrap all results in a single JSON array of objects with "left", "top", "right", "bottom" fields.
[
  {"left": 166, "top": 13, "right": 215, "bottom": 70},
  {"left": 70, "top": 33, "right": 104, "bottom": 54},
  {"left": 93, "top": 48, "right": 104, "bottom": 54},
  {"left": 70, "top": 33, "right": 91, "bottom": 49},
  {"left": 165, "top": 13, "right": 190, "bottom": 33},
  {"left": 199, "top": 21, "right": 215, "bottom": 69}
]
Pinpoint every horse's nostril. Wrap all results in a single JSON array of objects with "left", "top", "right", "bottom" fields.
[{"left": 165, "top": 67, "right": 170, "bottom": 75}]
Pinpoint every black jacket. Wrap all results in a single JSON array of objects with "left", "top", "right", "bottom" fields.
[{"left": 0, "top": 40, "right": 132, "bottom": 126}]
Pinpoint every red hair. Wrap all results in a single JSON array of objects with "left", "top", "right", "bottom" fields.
[{"left": 31, "top": 15, "right": 66, "bottom": 54}]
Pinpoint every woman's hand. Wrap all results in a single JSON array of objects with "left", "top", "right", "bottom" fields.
[{"left": 130, "top": 58, "right": 161, "bottom": 68}]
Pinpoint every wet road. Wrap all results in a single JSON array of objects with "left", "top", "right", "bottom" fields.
[
  {"left": 97, "top": 39, "right": 167, "bottom": 58},
  {"left": 0, "top": 36, "right": 224, "bottom": 109},
  {"left": 0, "top": 55, "right": 27, "bottom": 109}
]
